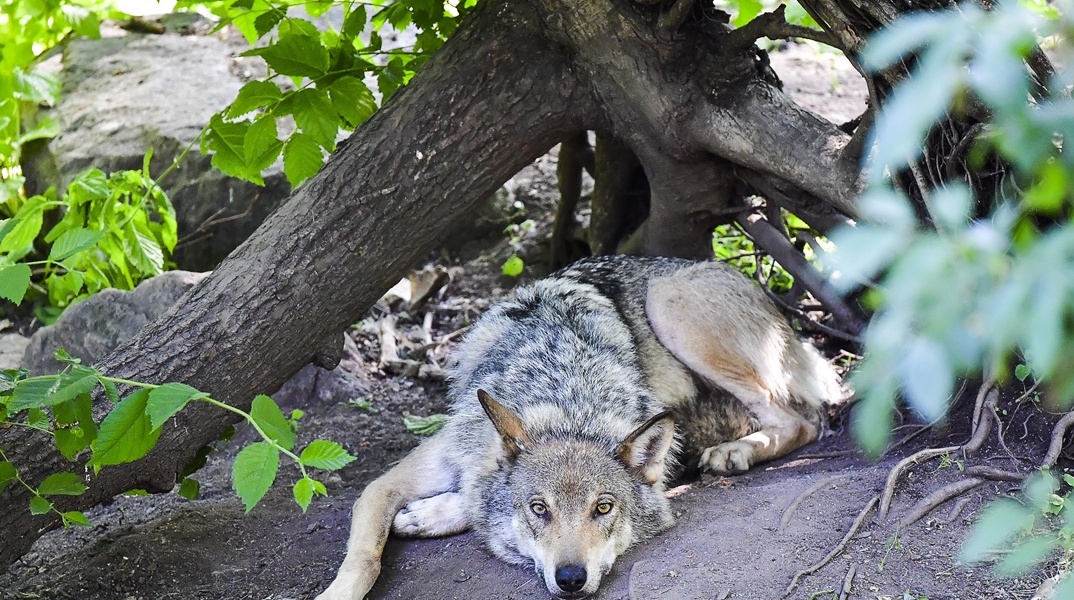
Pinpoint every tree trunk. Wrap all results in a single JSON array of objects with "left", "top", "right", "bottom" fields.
[{"left": 1, "top": 0, "right": 962, "bottom": 565}]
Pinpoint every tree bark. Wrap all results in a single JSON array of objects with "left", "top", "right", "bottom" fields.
[{"left": 0, "top": 0, "right": 590, "bottom": 566}]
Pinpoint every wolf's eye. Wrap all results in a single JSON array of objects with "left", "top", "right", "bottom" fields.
[
  {"left": 531, "top": 502, "right": 547, "bottom": 516},
  {"left": 595, "top": 502, "right": 613, "bottom": 515}
]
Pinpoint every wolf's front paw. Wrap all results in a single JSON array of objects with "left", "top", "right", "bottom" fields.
[
  {"left": 392, "top": 491, "right": 469, "bottom": 538},
  {"left": 699, "top": 440, "right": 755, "bottom": 474}
]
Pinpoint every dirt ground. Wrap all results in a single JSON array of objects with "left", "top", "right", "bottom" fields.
[{"left": 0, "top": 44, "right": 1060, "bottom": 600}]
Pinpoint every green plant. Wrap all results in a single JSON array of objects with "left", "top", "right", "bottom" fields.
[
  {"left": 833, "top": 0, "right": 1074, "bottom": 594},
  {"left": 501, "top": 218, "right": 534, "bottom": 277},
  {"left": 187, "top": 0, "right": 475, "bottom": 189},
  {"left": 0, "top": 349, "right": 355, "bottom": 518},
  {"left": 0, "top": 155, "right": 178, "bottom": 322}
]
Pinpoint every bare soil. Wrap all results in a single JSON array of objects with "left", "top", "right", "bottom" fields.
[{"left": 0, "top": 44, "right": 1059, "bottom": 600}]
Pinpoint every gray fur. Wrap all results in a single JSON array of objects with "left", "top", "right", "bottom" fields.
[{"left": 316, "top": 255, "right": 847, "bottom": 600}]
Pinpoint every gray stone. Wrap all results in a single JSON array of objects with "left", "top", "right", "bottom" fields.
[
  {"left": 23, "top": 29, "right": 290, "bottom": 271},
  {"left": 0, "top": 333, "right": 30, "bottom": 371},
  {"left": 21, "top": 271, "right": 209, "bottom": 374}
]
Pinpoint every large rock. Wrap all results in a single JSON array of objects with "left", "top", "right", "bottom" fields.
[
  {"left": 21, "top": 271, "right": 210, "bottom": 374},
  {"left": 23, "top": 22, "right": 290, "bottom": 271}
]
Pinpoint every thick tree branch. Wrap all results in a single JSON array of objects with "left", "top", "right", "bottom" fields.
[{"left": 0, "top": 0, "right": 590, "bottom": 567}]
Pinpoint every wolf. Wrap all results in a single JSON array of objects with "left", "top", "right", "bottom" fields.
[{"left": 316, "top": 255, "right": 846, "bottom": 600}]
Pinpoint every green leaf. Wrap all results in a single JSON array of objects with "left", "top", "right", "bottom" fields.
[
  {"left": 250, "top": 395, "right": 297, "bottom": 451},
  {"left": 228, "top": 81, "right": 283, "bottom": 118},
  {"left": 996, "top": 535, "right": 1056, "bottom": 577},
  {"left": 29, "top": 495, "right": 53, "bottom": 515},
  {"left": 899, "top": 337, "right": 952, "bottom": 422},
  {"left": 0, "top": 264, "right": 31, "bottom": 305},
  {"left": 89, "top": 389, "right": 163, "bottom": 471},
  {"left": 402, "top": 412, "right": 448, "bottom": 436},
  {"left": 502, "top": 255, "right": 524, "bottom": 277},
  {"left": 243, "top": 116, "right": 283, "bottom": 177},
  {"left": 125, "top": 223, "right": 165, "bottom": 276},
  {"left": 258, "top": 33, "right": 329, "bottom": 78},
  {"left": 178, "top": 477, "right": 200, "bottom": 500},
  {"left": 0, "top": 461, "right": 16, "bottom": 496},
  {"left": 293, "top": 476, "right": 315, "bottom": 512},
  {"left": 205, "top": 115, "right": 251, "bottom": 181},
  {"left": 327, "top": 77, "right": 377, "bottom": 128},
  {"left": 961, "top": 498, "right": 1036, "bottom": 564},
  {"left": 732, "top": 0, "right": 763, "bottom": 27},
  {"left": 49, "top": 228, "right": 104, "bottom": 261},
  {"left": 232, "top": 441, "right": 279, "bottom": 513},
  {"left": 27, "top": 407, "right": 49, "bottom": 430},
  {"left": 299, "top": 439, "right": 356, "bottom": 470},
  {"left": 37, "top": 472, "right": 87, "bottom": 496},
  {"left": 292, "top": 89, "right": 338, "bottom": 150},
  {"left": 14, "top": 68, "right": 61, "bottom": 105},
  {"left": 253, "top": 8, "right": 285, "bottom": 39},
  {"left": 852, "top": 386, "right": 894, "bottom": 456},
  {"left": 0, "top": 211, "right": 43, "bottom": 254},
  {"left": 9, "top": 377, "right": 58, "bottom": 411},
  {"left": 62, "top": 510, "right": 91, "bottom": 527},
  {"left": 1014, "top": 363, "right": 1031, "bottom": 382},
  {"left": 147, "top": 383, "right": 204, "bottom": 430},
  {"left": 861, "top": 13, "right": 951, "bottom": 71},
  {"left": 282, "top": 133, "right": 323, "bottom": 187}
]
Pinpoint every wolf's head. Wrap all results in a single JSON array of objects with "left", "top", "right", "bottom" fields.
[{"left": 476, "top": 390, "right": 676, "bottom": 598}]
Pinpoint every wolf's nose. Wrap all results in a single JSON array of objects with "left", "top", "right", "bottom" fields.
[{"left": 554, "top": 564, "right": 587, "bottom": 593}]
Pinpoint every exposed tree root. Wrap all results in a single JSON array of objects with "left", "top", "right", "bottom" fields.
[
  {"left": 938, "top": 497, "right": 972, "bottom": 525},
  {"left": 898, "top": 477, "right": 984, "bottom": 529},
  {"left": 783, "top": 495, "right": 879, "bottom": 598},
  {"left": 964, "top": 465, "right": 1025, "bottom": 483},
  {"left": 878, "top": 446, "right": 959, "bottom": 521},
  {"left": 779, "top": 473, "right": 854, "bottom": 531},
  {"left": 1042, "top": 411, "right": 1074, "bottom": 468}
]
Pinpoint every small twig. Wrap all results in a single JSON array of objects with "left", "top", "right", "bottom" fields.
[
  {"left": 175, "top": 193, "right": 260, "bottom": 248},
  {"left": 413, "top": 325, "right": 470, "bottom": 354},
  {"left": 1042, "top": 411, "right": 1074, "bottom": 468},
  {"left": 784, "top": 495, "right": 879, "bottom": 598},
  {"left": 838, "top": 564, "right": 857, "bottom": 600},
  {"left": 898, "top": 478, "right": 983, "bottom": 529},
  {"left": 879, "top": 446, "right": 959, "bottom": 521},
  {"left": 780, "top": 473, "right": 854, "bottom": 531}
]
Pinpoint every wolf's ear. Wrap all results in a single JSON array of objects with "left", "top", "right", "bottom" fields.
[
  {"left": 615, "top": 411, "right": 675, "bottom": 485},
  {"left": 478, "top": 389, "right": 533, "bottom": 462}
]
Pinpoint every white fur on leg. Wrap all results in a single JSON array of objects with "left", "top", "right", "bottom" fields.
[{"left": 392, "top": 492, "right": 471, "bottom": 537}]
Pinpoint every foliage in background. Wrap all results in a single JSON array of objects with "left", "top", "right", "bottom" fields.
[
  {"left": 189, "top": 0, "right": 476, "bottom": 188},
  {"left": 0, "top": 347, "right": 356, "bottom": 518},
  {"left": 0, "top": 0, "right": 180, "bottom": 322},
  {"left": 829, "top": 0, "right": 1074, "bottom": 592}
]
